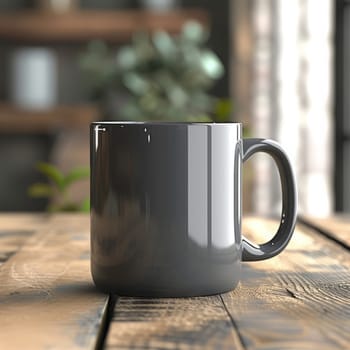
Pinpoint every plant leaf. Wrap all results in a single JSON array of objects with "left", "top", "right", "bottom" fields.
[
  {"left": 214, "top": 98, "right": 232, "bottom": 122},
  {"left": 28, "top": 183, "right": 54, "bottom": 198},
  {"left": 123, "top": 72, "right": 149, "bottom": 95},
  {"left": 80, "top": 198, "right": 90, "bottom": 212},
  {"left": 181, "top": 21, "right": 208, "bottom": 44},
  {"left": 153, "top": 31, "right": 176, "bottom": 59},
  {"left": 50, "top": 203, "right": 81, "bottom": 212},
  {"left": 36, "top": 162, "right": 65, "bottom": 191},
  {"left": 116, "top": 47, "right": 138, "bottom": 70},
  {"left": 63, "top": 167, "right": 90, "bottom": 188},
  {"left": 200, "top": 50, "right": 224, "bottom": 79}
]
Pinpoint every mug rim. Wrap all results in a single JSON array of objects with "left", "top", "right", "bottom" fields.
[{"left": 91, "top": 121, "right": 242, "bottom": 126}]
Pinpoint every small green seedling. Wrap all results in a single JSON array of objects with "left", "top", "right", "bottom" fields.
[{"left": 28, "top": 162, "right": 90, "bottom": 212}]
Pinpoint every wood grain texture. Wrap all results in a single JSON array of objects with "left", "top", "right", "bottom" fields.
[
  {"left": 221, "top": 218, "right": 350, "bottom": 350},
  {"left": 0, "top": 214, "right": 109, "bottom": 350},
  {"left": 0, "top": 214, "right": 48, "bottom": 265},
  {"left": 0, "top": 229, "right": 33, "bottom": 265},
  {"left": 4, "top": 214, "right": 347, "bottom": 349},
  {"left": 106, "top": 217, "right": 350, "bottom": 350},
  {"left": 0, "top": 213, "right": 48, "bottom": 230},
  {"left": 0, "top": 10, "right": 208, "bottom": 43},
  {"left": 106, "top": 296, "right": 243, "bottom": 350},
  {"left": 300, "top": 215, "right": 350, "bottom": 249}
]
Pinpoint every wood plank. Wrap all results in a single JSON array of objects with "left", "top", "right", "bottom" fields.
[
  {"left": 0, "top": 103, "right": 99, "bottom": 133},
  {"left": 221, "top": 218, "right": 350, "bottom": 350},
  {"left": 0, "top": 213, "right": 48, "bottom": 231},
  {"left": 106, "top": 296, "right": 243, "bottom": 350},
  {"left": 0, "top": 214, "right": 109, "bottom": 350},
  {"left": 0, "top": 229, "right": 33, "bottom": 265},
  {"left": 300, "top": 215, "right": 350, "bottom": 249},
  {"left": 0, "top": 214, "right": 47, "bottom": 265},
  {"left": 0, "top": 10, "right": 208, "bottom": 43}
]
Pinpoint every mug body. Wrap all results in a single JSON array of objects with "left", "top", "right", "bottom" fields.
[{"left": 90, "top": 122, "right": 242, "bottom": 297}]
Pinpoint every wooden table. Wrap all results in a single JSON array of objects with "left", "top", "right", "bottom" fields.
[{"left": 0, "top": 214, "right": 349, "bottom": 349}]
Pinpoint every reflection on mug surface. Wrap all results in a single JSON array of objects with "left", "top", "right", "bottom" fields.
[{"left": 90, "top": 122, "right": 297, "bottom": 297}]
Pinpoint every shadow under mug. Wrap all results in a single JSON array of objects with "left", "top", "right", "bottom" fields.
[{"left": 90, "top": 122, "right": 297, "bottom": 297}]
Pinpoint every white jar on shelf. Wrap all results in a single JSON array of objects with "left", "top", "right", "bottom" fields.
[
  {"left": 139, "top": 0, "right": 179, "bottom": 12},
  {"left": 10, "top": 47, "right": 57, "bottom": 110},
  {"left": 36, "top": 0, "right": 79, "bottom": 13}
]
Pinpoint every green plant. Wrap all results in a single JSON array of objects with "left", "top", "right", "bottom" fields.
[
  {"left": 80, "top": 21, "right": 225, "bottom": 121},
  {"left": 28, "top": 162, "right": 90, "bottom": 212}
]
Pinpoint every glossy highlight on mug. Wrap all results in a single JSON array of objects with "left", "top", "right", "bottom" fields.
[{"left": 90, "top": 122, "right": 297, "bottom": 297}]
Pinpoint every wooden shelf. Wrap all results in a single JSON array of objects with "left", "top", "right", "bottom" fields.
[
  {"left": 0, "top": 103, "right": 100, "bottom": 133},
  {"left": 0, "top": 9, "right": 208, "bottom": 43}
]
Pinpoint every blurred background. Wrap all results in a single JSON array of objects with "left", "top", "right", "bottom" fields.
[{"left": 0, "top": 0, "right": 341, "bottom": 218}]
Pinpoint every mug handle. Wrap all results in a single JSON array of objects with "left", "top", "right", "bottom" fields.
[{"left": 242, "top": 138, "right": 297, "bottom": 261}]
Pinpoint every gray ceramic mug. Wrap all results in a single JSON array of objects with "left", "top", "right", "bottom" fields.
[{"left": 90, "top": 122, "right": 297, "bottom": 297}]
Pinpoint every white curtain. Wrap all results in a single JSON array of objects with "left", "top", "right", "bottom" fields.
[{"left": 233, "top": 0, "right": 334, "bottom": 217}]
